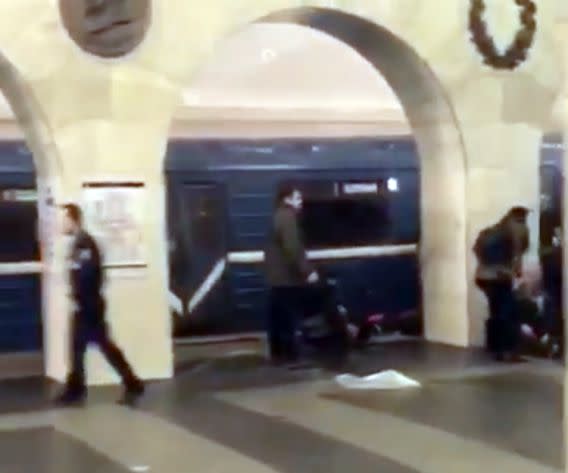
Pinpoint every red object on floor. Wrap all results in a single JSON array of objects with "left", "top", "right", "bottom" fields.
[{"left": 367, "top": 314, "right": 384, "bottom": 324}]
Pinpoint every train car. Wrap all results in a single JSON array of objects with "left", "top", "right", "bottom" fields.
[
  {"left": 166, "top": 133, "right": 566, "bottom": 342},
  {"left": 166, "top": 136, "right": 421, "bottom": 339},
  {"left": 0, "top": 134, "right": 557, "bottom": 359}
]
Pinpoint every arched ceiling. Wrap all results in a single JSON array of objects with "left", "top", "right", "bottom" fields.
[
  {"left": 0, "top": 23, "right": 410, "bottom": 133},
  {"left": 0, "top": 21, "right": 564, "bottom": 134},
  {"left": 176, "top": 23, "right": 407, "bottom": 125}
]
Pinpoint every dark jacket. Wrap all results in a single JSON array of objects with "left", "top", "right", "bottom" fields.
[
  {"left": 474, "top": 220, "right": 528, "bottom": 282},
  {"left": 265, "top": 205, "right": 313, "bottom": 287},
  {"left": 69, "top": 230, "right": 104, "bottom": 319}
]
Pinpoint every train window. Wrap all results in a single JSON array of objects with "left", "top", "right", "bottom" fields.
[
  {"left": 301, "top": 195, "right": 391, "bottom": 248},
  {"left": 181, "top": 185, "right": 226, "bottom": 255},
  {"left": 0, "top": 193, "right": 40, "bottom": 262},
  {"left": 190, "top": 196, "right": 215, "bottom": 249},
  {"left": 282, "top": 180, "right": 395, "bottom": 248}
]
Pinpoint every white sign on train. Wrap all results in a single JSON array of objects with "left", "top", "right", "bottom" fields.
[
  {"left": 2, "top": 189, "right": 37, "bottom": 202},
  {"left": 343, "top": 183, "right": 378, "bottom": 195}
]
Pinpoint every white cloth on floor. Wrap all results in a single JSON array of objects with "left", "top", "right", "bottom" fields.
[{"left": 335, "top": 370, "right": 421, "bottom": 390}]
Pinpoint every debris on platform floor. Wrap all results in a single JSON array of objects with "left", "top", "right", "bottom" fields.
[{"left": 335, "top": 370, "right": 421, "bottom": 390}]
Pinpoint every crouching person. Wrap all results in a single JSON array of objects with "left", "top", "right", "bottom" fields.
[{"left": 474, "top": 207, "right": 530, "bottom": 362}]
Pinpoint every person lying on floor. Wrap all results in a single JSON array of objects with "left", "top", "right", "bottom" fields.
[{"left": 514, "top": 280, "right": 561, "bottom": 359}]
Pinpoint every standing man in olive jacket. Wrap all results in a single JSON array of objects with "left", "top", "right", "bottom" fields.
[{"left": 265, "top": 186, "right": 319, "bottom": 366}]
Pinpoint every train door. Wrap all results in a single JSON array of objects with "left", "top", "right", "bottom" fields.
[
  {"left": 171, "top": 182, "right": 231, "bottom": 337},
  {"left": 540, "top": 165, "right": 562, "bottom": 225}
]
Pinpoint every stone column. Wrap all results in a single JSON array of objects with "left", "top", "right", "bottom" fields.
[{"left": 35, "top": 63, "right": 179, "bottom": 384}]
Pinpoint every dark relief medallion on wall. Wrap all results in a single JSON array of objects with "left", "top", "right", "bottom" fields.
[{"left": 60, "top": 0, "right": 151, "bottom": 58}]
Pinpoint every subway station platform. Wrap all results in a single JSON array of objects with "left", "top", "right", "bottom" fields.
[{"left": 0, "top": 342, "right": 562, "bottom": 473}]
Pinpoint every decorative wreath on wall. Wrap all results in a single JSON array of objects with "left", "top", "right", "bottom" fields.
[{"left": 468, "top": 0, "right": 537, "bottom": 70}]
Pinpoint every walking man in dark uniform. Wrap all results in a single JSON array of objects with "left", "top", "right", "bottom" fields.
[{"left": 54, "top": 203, "right": 145, "bottom": 406}]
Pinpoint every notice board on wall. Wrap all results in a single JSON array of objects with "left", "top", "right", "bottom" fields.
[{"left": 81, "top": 181, "right": 147, "bottom": 268}]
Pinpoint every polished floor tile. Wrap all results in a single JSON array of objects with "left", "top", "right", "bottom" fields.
[
  {"left": 218, "top": 378, "right": 560, "bottom": 473},
  {"left": 0, "top": 428, "right": 128, "bottom": 473},
  {"left": 0, "top": 342, "right": 561, "bottom": 473},
  {"left": 321, "top": 371, "right": 562, "bottom": 468}
]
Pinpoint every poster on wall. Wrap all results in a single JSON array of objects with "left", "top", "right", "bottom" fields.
[{"left": 81, "top": 182, "right": 146, "bottom": 268}]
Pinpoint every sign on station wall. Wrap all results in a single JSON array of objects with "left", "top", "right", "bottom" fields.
[
  {"left": 82, "top": 182, "right": 147, "bottom": 268},
  {"left": 36, "top": 181, "right": 56, "bottom": 264}
]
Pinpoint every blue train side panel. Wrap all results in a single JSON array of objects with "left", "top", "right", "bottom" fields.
[
  {"left": 540, "top": 133, "right": 564, "bottom": 231},
  {"left": 0, "top": 141, "right": 42, "bottom": 353},
  {"left": 166, "top": 133, "right": 564, "bottom": 338},
  {"left": 166, "top": 137, "right": 421, "bottom": 337},
  {"left": 0, "top": 275, "right": 42, "bottom": 352}
]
